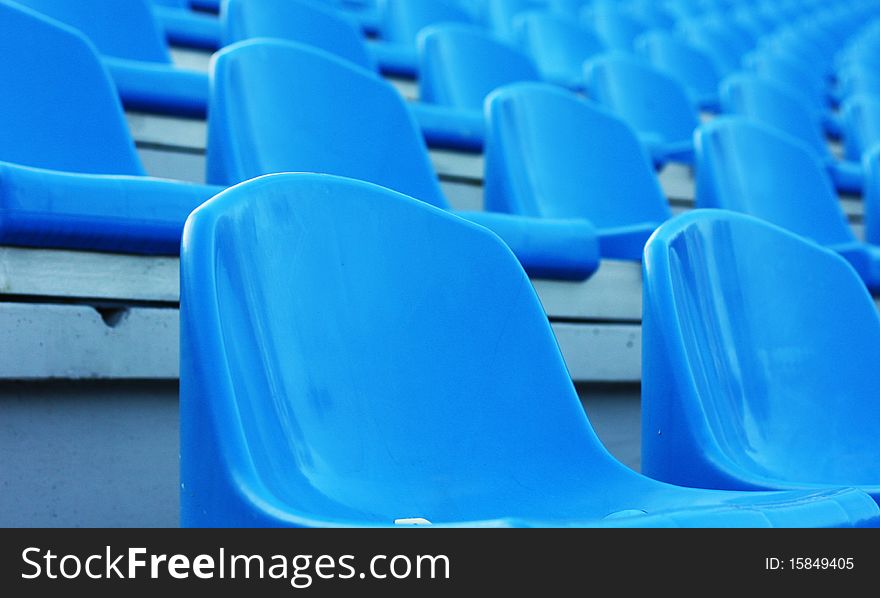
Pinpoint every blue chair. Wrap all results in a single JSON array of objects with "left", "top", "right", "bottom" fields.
[
  {"left": 720, "top": 74, "right": 863, "bottom": 194},
  {"left": 842, "top": 94, "right": 880, "bottom": 162},
  {"left": 416, "top": 24, "right": 541, "bottom": 149},
  {"left": 483, "top": 0, "right": 546, "bottom": 40},
  {"left": 642, "top": 209, "right": 880, "bottom": 506},
  {"left": 374, "top": 0, "right": 473, "bottom": 76},
  {"left": 584, "top": 53, "right": 700, "bottom": 164},
  {"left": 547, "top": 0, "right": 587, "bottom": 18},
  {"left": 681, "top": 21, "right": 752, "bottom": 75},
  {"left": 223, "top": 0, "right": 376, "bottom": 70},
  {"left": 179, "top": 172, "right": 880, "bottom": 527},
  {"left": 149, "top": 0, "right": 221, "bottom": 50},
  {"left": 11, "top": 0, "right": 208, "bottom": 117},
  {"left": 0, "top": 1, "right": 219, "bottom": 253},
  {"left": 484, "top": 82, "right": 672, "bottom": 261},
  {"left": 581, "top": 6, "right": 649, "bottom": 52},
  {"left": 208, "top": 39, "right": 600, "bottom": 281},
  {"left": 865, "top": 146, "right": 880, "bottom": 246},
  {"left": 695, "top": 117, "right": 880, "bottom": 293},
  {"left": 636, "top": 32, "right": 723, "bottom": 112},
  {"left": 515, "top": 11, "right": 606, "bottom": 90},
  {"left": 745, "top": 50, "right": 840, "bottom": 137}
]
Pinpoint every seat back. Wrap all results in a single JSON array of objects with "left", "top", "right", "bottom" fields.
[
  {"left": 682, "top": 22, "right": 751, "bottom": 75},
  {"left": 418, "top": 24, "right": 540, "bottom": 110},
  {"left": 746, "top": 51, "right": 827, "bottom": 115},
  {"left": 379, "top": 0, "right": 472, "bottom": 46},
  {"left": 223, "top": 0, "right": 375, "bottom": 70},
  {"left": 720, "top": 74, "right": 829, "bottom": 159},
  {"left": 585, "top": 53, "right": 700, "bottom": 145},
  {"left": 863, "top": 146, "right": 880, "bottom": 246},
  {"left": 208, "top": 40, "right": 447, "bottom": 207},
  {"left": 842, "top": 94, "right": 880, "bottom": 161},
  {"left": 695, "top": 117, "right": 854, "bottom": 246},
  {"left": 582, "top": 6, "right": 648, "bottom": 52},
  {"left": 180, "top": 173, "right": 608, "bottom": 525},
  {"left": 14, "top": 0, "right": 172, "bottom": 63},
  {"left": 483, "top": 0, "right": 545, "bottom": 40},
  {"left": 636, "top": 32, "right": 722, "bottom": 106},
  {"left": 0, "top": 1, "right": 144, "bottom": 175},
  {"left": 642, "top": 209, "right": 880, "bottom": 486},
  {"left": 484, "top": 82, "right": 671, "bottom": 228},
  {"left": 516, "top": 12, "right": 606, "bottom": 86}
]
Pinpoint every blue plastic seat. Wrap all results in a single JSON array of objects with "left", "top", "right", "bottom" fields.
[
  {"left": 642, "top": 209, "right": 880, "bottom": 505},
  {"left": 417, "top": 24, "right": 541, "bottom": 150},
  {"left": 11, "top": 0, "right": 208, "bottom": 117},
  {"left": 842, "top": 94, "right": 880, "bottom": 162},
  {"left": 696, "top": 117, "right": 880, "bottom": 292},
  {"left": 374, "top": 0, "right": 473, "bottom": 77},
  {"left": 179, "top": 172, "right": 880, "bottom": 527},
  {"left": 584, "top": 53, "right": 700, "bottom": 164},
  {"left": 546, "top": 0, "right": 587, "bottom": 18},
  {"left": 864, "top": 145, "right": 880, "bottom": 246},
  {"left": 483, "top": 0, "right": 546, "bottom": 40},
  {"left": 208, "top": 39, "right": 599, "bottom": 281},
  {"left": 581, "top": 6, "right": 649, "bottom": 52},
  {"left": 484, "top": 82, "right": 672, "bottom": 260},
  {"left": 515, "top": 11, "right": 606, "bottom": 90},
  {"left": 681, "top": 21, "right": 752, "bottom": 75},
  {"left": 0, "top": 1, "right": 219, "bottom": 253},
  {"left": 149, "top": 0, "right": 221, "bottom": 50},
  {"left": 720, "top": 74, "right": 863, "bottom": 194},
  {"left": 223, "top": 0, "right": 375, "bottom": 70},
  {"left": 636, "top": 32, "right": 723, "bottom": 112}
]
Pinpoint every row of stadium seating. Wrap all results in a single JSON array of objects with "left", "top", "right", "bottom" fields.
[{"left": 1, "top": 0, "right": 879, "bottom": 527}]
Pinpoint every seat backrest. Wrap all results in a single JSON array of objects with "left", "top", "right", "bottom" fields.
[
  {"left": 636, "top": 32, "right": 722, "bottom": 105},
  {"left": 0, "top": 1, "right": 144, "bottom": 175},
  {"left": 180, "top": 172, "right": 608, "bottom": 524},
  {"left": 720, "top": 73, "right": 829, "bottom": 159},
  {"left": 695, "top": 117, "right": 854, "bottom": 246},
  {"left": 484, "top": 82, "right": 671, "bottom": 228},
  {"left": 585, "top": 53, "right": 700, "bottom": 145},
  {"left": 379, "top": 0, "right": 472, "bottom": 46},
  {"left": 516, "top": 11, "right": 606, "bottom": 86},
  {"left": 13, "top": 0, "right": 172, "bottom": 63},
  {"left": 582, "top": 6, "right": 648, "bottom": 51},
  {"left": 682, "top": 21, "right": 750, "bottom": 74},
  {"left": 418, "top": 24, "right": 540, "bottom": 110},
  {"left": 207, "top": 39, "right": 448, "bottom": 208},
  {"left": 546, "top": 0, "right": 587, "bottom": 18},
  {"left": 864, "top": 146, "right": 880, "bottom": 246},
  {"left": 643, "top": 209, "right": 880, "bottom": 485},
  {"left": 844, "top": 94, "right": 880, "bottom": 163},
  {"left": 746, "top": 51, "right": 826, "bottom": 115},
  {"left": 483, "top": 0, "right": 545, "bottom": 40},
  {"left": 223, "top": 0, "right": 375, "bottom": 70}
]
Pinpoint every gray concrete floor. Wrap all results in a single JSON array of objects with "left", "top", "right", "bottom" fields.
[{"left": 0, "top": 380, "right": 641, "bottom": 527}]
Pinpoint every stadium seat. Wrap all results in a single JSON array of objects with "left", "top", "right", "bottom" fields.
[
  {"left": 0, "top": 1, "right": 219, "bottom": 253},
  {"left": 374, "top": 0, "right": 474, "bottom": 77},
  {"left": 417, "top": 24, "right": 542, "bottom": 150},
  {"left": 642, "top": 209, "right": 880, "bottom": 505},
  {"left": 484, "top": 83, "right": 672, "bottom": 260},
  {"left": 149, "top": 0, "right": 221, "bottom": 50},
  {"left": 207, "top": 39, "right": 600, "bottom": 281},
  {"left": 720, "top": 74, "right": 863, "bottom": 193},
  {"left": 696, "top": 117, "right": 880, "bottom": 292},
  {"left": 584, "top": 53, "right": 700, "bottom": 164},
  {"left": 179, "top": 172, "right": 880, "bottom": 528},
  {"left": 681, "top": 21, "right": 753, "bottom": 75},
  {"left": 222, "top": 0, "right": 481, "bottom": 151},
  {"left": 581, "top": 6, "right": 649, "bottom": 52},
  {"left": 515, "top": 11, "right": 606, "bottom": 90},
  {"left": 11, "top": 0, "right": 208, "bottom": 117},
  {"left": 483, "top": 0, "right": 547, "bottom": 40},
  {"left": 223, "top": 0, "right": 376, "bottom": 70},
  {"left": 842, "top": 94, "right": 880, "bottom": 162},
  {"left": 864, "top": 145, "right": 880, "bottom": 246},
  {"left": 636, "top": 32, "right": 722, "bottom": 112}
]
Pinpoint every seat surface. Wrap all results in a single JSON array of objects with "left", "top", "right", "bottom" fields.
[{"left": 642, "top": 209, "right": 880, "bottom": 503}]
